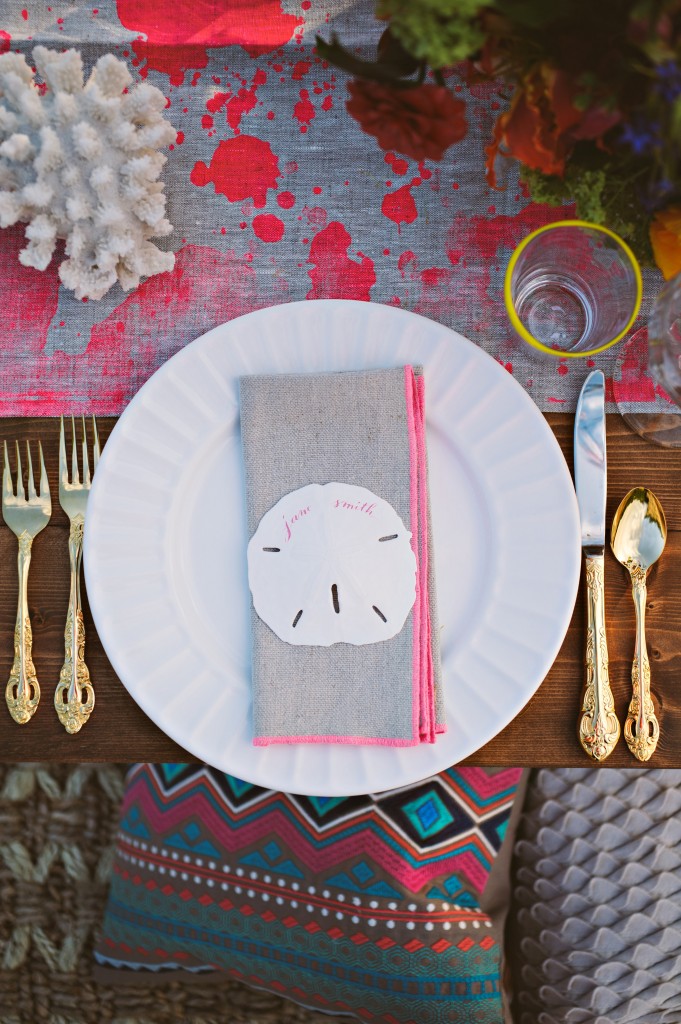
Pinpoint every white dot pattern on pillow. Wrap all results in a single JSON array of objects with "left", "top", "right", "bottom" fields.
[{"left": 509, "top": 768, "right": 681, "bottom": 1024}]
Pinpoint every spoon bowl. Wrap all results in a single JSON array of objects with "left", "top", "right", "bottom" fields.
[
  {"left": 611, "top": 487, "right": 667, "bottom": 574},
  {"left": 611, "top": 487, "right": 667, "bottom": 762}
]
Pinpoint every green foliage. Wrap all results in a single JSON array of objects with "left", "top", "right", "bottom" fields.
[
  {"left": 315, "top": 33, "right": 421, "bottom": 84},
  {"left": 376, "top": 0, "right": 487, "bottom": 67},
  {"left": 521, "top": 165, "right": 655, "bottom": 263},
  {"left": 318, "top": 0, "right": 681, "bottom": 267}
]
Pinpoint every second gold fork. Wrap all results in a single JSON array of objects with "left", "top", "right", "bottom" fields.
[{"left": 55, "top": 416, "right": 99, "bottom": 735}]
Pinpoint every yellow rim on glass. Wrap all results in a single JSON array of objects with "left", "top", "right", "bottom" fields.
[{"left": 503, "top": 219, "right": 643, "bottom": 358}]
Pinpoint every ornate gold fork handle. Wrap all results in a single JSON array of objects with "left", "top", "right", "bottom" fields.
[
  {"left": 578, "top": 554, "right": 620, "bottom": 761},
  {"left": 624, "top": 568, "right": 659, "bottom": 761},
  {"left": 54, "top": 516, "right": 94, "bottom": 734},
  {"left": 6, "top": 531, "right": 40, "bottom": 724}
]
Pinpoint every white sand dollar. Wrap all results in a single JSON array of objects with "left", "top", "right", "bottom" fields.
[{"left": 247, "top": 482, "right": 417, "bottom": 646}]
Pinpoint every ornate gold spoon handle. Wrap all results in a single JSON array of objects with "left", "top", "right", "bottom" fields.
[
  {"left": 578, "top": 554, "right": 620, "bottom": 761},
  {"left": 6, "top": 532, "right": 40, "bottom": 724},
  {"left": 54, "top": 516, "right": 94, "bottom": 734},
  {"left": 624, "top": 568, "right": 659, "bottom": 761}
]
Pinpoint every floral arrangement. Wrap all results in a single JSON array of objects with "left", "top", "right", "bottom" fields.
[
  {"left": 319, "top": 0, "right": 681, "bottom": 277},
  {"left": 0, "top": 47, "right": 175, "bottom": 300}
]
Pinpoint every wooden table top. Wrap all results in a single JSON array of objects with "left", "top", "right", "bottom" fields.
[{"left": 0, "top": 413, "right": 679, "bottom": 768}]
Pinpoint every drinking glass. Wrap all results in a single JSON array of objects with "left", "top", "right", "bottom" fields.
[
  {"left": 613, "top": 272, "right": 681, "bottom": 447},
  {"left": 504, "top": 220, "right": 642, "bottom": 357}
]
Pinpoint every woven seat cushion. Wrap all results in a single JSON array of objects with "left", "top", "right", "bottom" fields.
[
  {"left": 509, "top": 768, "right": 681, "bottom": 1024},
  {"left": 94, "top": 764, "right": 524, "bottom": 1024}
]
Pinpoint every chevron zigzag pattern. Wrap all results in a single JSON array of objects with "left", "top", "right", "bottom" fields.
[{"left": 96, "top": 764, "right": 522, "bottom": 1024}]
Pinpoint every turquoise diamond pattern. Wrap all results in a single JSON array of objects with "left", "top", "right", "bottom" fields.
[
  {"left": 121, "top": 805, "right": 150, "bottom": 839},
  {"left": 403, "top": 789, "right": 455, "bottom": 840},
  {"left": 307, "top": 796, "right": 348, "bottom": 818},
  {"left": 166, "top": 821, "right": 221, "bottom": 858},
  {"left": 227, "top": 776, "right": 255, "bottom": 799},
  {"left": 159, "top": 764, "right": 189, "bottom": 785},
  {"left": 352, "top": 861, "right": 374, "bottom": 884}
]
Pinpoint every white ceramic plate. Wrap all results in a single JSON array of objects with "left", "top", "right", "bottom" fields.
[{"left": 84, "top": 300, "right": 580, "bottom": 795}]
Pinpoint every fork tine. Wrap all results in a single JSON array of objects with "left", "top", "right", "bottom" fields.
[
  {"left": 71, "top": 415, "right": 79, "bottom": 485},
  {"left": 26, "top": 441, "right": 36, "bottom": 500},
  {"left": 3, "top": 441, "right": 12, "bottom": 500},
  {"left": 81, "top": 415, "right": 90, "bottom": 487},
  {"left": 59, "top": 416, "right": 68, "bottom": 486},
  {"left": 92, "top": 416, "right": 100, "bottom": 471},
  {"left": 15, "top": 441, "right": 24, "bottom": 501},
  {"left": 39, "top": 441, "right": 49, "bottom": 498}
]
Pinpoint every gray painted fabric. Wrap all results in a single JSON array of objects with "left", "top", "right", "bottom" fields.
[
  {"left": 509, "top": 768, "right": 681, "bottom": 1024},
  {"left": 239, "top": 367, "right": 442, "bottom": 744}
]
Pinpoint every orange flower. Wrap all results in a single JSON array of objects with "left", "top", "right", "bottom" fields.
[
  {"left": 486, "top": 64, "right": 620, "bottom": 186},
  {"left": 650, "top": 206, "right": 681, "bottom": 280}
]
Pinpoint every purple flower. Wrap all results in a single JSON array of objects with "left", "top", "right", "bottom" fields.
[
  {"left": 640, "top": 176, "right": 677, "bottom": 214},
  {"left": 619, "top": 120, "right": 659, "bottom": 155},
  {"left": 655, "top": 60, "right": 681, "bottom": 101}
]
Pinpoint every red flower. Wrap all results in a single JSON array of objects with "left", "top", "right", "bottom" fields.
[
  {"left": 486, "top": 64, "right": 621, "bottom": 185},
  {"left": 346, "top": 80, "right": 467, "bottom": 162}
]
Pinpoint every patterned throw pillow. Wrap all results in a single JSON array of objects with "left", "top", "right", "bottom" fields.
[{"left": 94, "top": 764, "right": 523, "bottom": 1024}]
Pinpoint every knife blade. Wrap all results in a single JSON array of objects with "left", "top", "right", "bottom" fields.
[{"left": 574, "top": 369, "right": 620, "bottom": 761}]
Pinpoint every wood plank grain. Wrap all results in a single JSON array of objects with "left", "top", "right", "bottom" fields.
[{"left": 0, "top": 414, "right": 678, "bottom": 767}]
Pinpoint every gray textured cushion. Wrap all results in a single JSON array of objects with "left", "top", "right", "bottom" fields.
[{"left": 509, "top": 768, "right": 681, "bottom": 1024}]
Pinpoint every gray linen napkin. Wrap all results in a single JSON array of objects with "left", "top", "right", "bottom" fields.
[{"left": 240, "top": 366, "right": 443, "bottom": 746}]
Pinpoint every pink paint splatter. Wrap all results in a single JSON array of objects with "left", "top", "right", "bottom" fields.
[
  {"left": 206, "top": 91, "right": 230, "bottom": 114},
  {"left": 292, "top": 60, "right": 311, "bottom": 80},
  {"left": 0, "top": 224, "right": 60, "bottom": 359},
  {"left": 607, "top": 328, "right": 670, "bottom": 403},
  {"left": 277, "top": 191, "right": 295, "bottom": 209},
  {"left": 115, "top": 0, "right": 302, "bottom": 85},
  {"left": 226, "top": 87, "right": 258, "bottom": 130},
  {"left": 190, "top": 135, "right": 280, "bottom": 208},
  {"left": 385, "top": 152, "right": 409, "bottom": 176},
  {"left": 301, "top": 205, "right": 327, "bottom": 226},
  {"left": 252, "top": 213, "right": 285, "bottom": 242},
  {"left": 382, "top": 184, "right": 418, "bottom": 228},
  {"left": 414, "top": 265, "right": 458, "bottom": 320},
  {"left": 398, "top": 250, "right": 416, "bottom": 274},
  {"left": 444, "top": 202, "right": 575, "bottom": 333},
  {"left": 306, "top": 222, "right": 375, "bottom": 301},
  {"left": 294, "top": 88, "right": 315, "bottom": 131},
  {"left": 82, "top": 245, "right": 289, "bottom": 413},
  {"left": 0, "top": 31, "right": 10, "bottom": 54},
  {"left": 321, "top": 94, "right": 333, "bottom": 112},
  {"left": 227, "top": 69, "right": 267, "bottom": 131}
]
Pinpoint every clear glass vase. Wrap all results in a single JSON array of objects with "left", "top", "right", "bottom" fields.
[{"left": 613, "top": 272, "right": 681, "bottom": 447}]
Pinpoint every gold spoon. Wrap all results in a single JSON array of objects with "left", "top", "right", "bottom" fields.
[{"left": 611, "top": 487, "right": 667, "bottom": 761}]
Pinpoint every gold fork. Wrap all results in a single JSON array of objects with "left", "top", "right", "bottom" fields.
[
  {"left": 2, "top": 441, "right": 51, "bottom": 724},
  {"left": 55, "top": 416, "right": 99, "bottom": 735}
]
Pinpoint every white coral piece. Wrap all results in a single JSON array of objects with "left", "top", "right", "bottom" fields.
[{"left": 0, "top": 47, "right": 176, "bottom": 300}]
